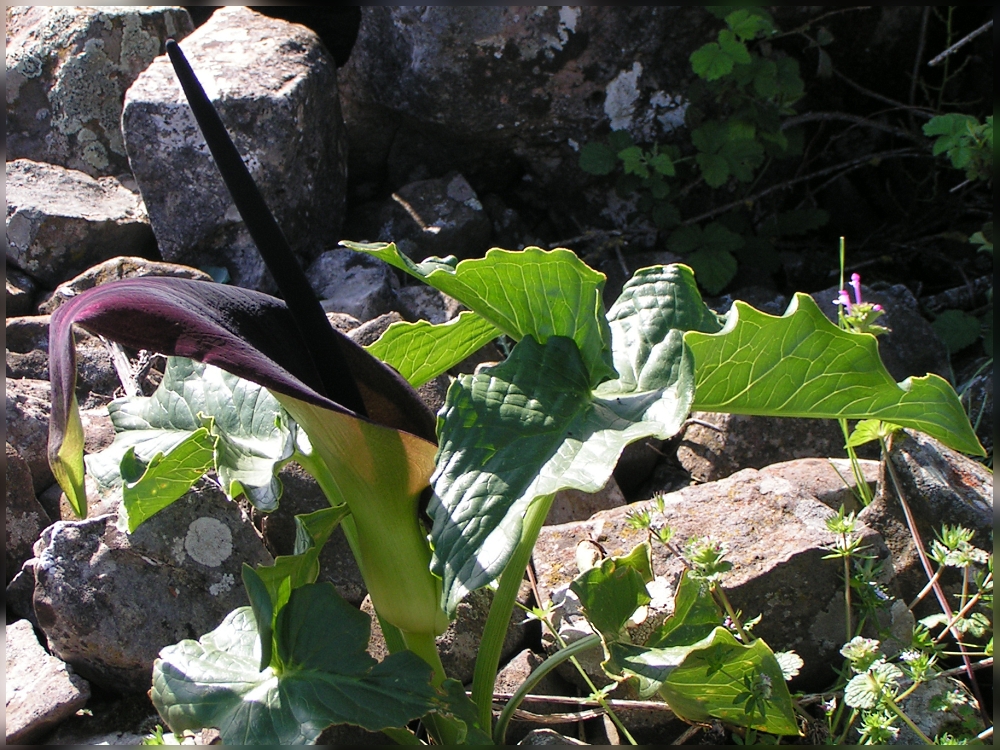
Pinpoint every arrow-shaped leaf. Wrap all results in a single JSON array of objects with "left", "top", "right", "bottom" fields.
[
  {"left": 151, "top": 583, "right": 439, "bottom": 745},
  {"left": 343, "top": 242, "right": 616, "bottom": 386},
  {"left": 685, "top": 293, "right": 985, "bottom": 455},
  {"left": 430, "top": 266, "right": 711, "bottom": 616}
]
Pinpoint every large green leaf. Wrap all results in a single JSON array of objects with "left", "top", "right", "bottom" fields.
[
  {"left": 151, "top": 583, "right": 439, "bottom": 745},
  {"left": 685, "top": 293, "right": 985, "bottom": 455},
  {"left": 364, "top": 311, "right": 499, "bottom": 388},
  {"left": 86, "top": 357, "right": 296, "bottom": 530},
  {"left": 342, "top": 242, "right": 615, "bottom": 386},
  {"left": 430, "top": 266, "right": 711, "bottom": 616},
  {"left": 611, "top": 628, "right": 800, "bottom": 735},
  {"left": 646, "top": 569, "right": 724, "bottom": 649}
]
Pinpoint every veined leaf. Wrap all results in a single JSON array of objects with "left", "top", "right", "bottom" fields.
[
  {"left": 646, "top": 569, "right": 723, "bottom": 649},
  {"left": 365, "top": 311, "right": 499, "bottom": 388},
  {"left": 151, "top": 584, "right": 439, "bottom": 745},
  {"left": 430, "top": 266, "right": 713, "bottom": 616},
  {"left": 685, "top": 293, "right": 985, "bottom": 455},
  {"left": 570, "top": 543, "right": 654, "bottom": 639},
  {"left": 611, "top": 628, "right": 800, "bottom": 735},
  {"left": 340, "top": 243, "right": 616, "bottom": 386}
]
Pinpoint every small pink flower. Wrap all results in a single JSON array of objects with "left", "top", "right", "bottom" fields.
[
  {"left": 834, "top": 288, "right": 853, "bottom": 313},
  {"left": 850, "top": 273, "right": 863, "bottom": 305}
]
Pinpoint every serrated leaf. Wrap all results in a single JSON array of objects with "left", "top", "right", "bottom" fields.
[
  {"left": 570, "top": 543, "right": 654, "bottom": 638},
  {"left": 611, "top": 627, "right": 799, "bottom": 735},
  {"left": 151, "top": 584, "right": 439, "bottom": 745},
  {"left": 691, "top": 42, "right": 736, "bottom": 81},
  {"left": 365, "top": 312, "right": 500, "bottom": 387},
  {"left": 687, "top": 247, "right": 738, "bottom": 295},
  {"left": 341, "top": 242, "right": 615, "bottom": 386},
  {"left": 775, "top": 57, "right": 804, "bottom": 101},
  {"left": 430, "top": 266, "right": 713, "bottom": 616},
  {"left": 844, "top": 661, "right": 903, "bottom": 709},
  {"left": 579, "top": 141, "right": 618, "bottom": 175},
  {"left": 775, "top": 651, "right": 803, "bottom": 681},
  {"left": 752, "top": 59, "right": 779, "bottom": 97},
  {"left": 650, "top": 152, "right": 676, "bottom": 176},
  {"left": 685, "top": 294, "right": 985, "bottom": 455},
  {"left": 118, "top": 432, "right": 216, "bottom": 533},
  {"left": 608, "top": 130, "right": 635, "bottom": 151},
  {"left": 726, "top": 8, "right": 772, "bottom": 41},
  {"left": 932, "top": 309, "right": 982, "bottom": 354},
  {"left": 698, "top": 152, "right": 731, "bottom": 187},
  {"left": 718, "top": 30, "right": 752, "bottom": 65},
  {"left": 619, "top": 146, "right": 650, "bottom": 178},
  {"left": 647, "top": 569, "right": 722, "bottom": 648},
  {"left": 721, "top": 138, "right": 765, "bottom": 181}
]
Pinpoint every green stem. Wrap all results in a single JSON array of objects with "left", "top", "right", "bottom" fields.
[
  {"left": 884, "top": 696, "right": 934, "bottom": 745},
  {"left": 713, "top": 583, "right": 753, "bottom": 643},
  {"left": 843, "top": 541, "right": 853, "bottom": 642},
  {"left": 471, "top": 493, "right": 556, "bottom": 733},
  {"left": 401, "top": 631, "right": 464, "bottom": 746},
  {"left": 492, "top": 634, "right": 602, "bottom": 745}
]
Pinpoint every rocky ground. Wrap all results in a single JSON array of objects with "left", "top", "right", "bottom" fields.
[{"left": 6, "top": 6, "right": 993, "bottom": 745}]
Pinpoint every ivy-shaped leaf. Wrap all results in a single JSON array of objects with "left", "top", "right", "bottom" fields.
[
  {"left": 570, "top": 543, "right": 654, "bottom": 639},
  {"left": 151, "top": 583, "right": 440, "bottom": 745},
  {"left": 685, "top": 293, "right": 985, "bottom": 455},
  {"left": 342, "top": 242, "right": 615, "bottom": 386}
]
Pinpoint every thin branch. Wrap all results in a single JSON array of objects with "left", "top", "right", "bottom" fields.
[
  {"left": 781, "top": 112, "right": 927, "bottom": 146},
  {"left": 927, "top": 19, "right": 993, "bottom": 66},
  {"left": 832, "top": 69, "right": 935, "bottom": 118},
  {"left": 681, "top": 149, "right": 923, "bottom": 226},
  {"left": 909, "top": 8, "right": 931, "bottom": 108}
]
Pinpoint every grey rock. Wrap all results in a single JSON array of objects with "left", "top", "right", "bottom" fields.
[
  {"left": 518, "top": 728, "right": 589, "bottom": 745},
  {"left": 5, "top": 619, "right": 91, "bottom": 745},
  {"left": 396, "top": 284, "right": 463, "bottom": 325},
  {"left": 379, "top": 174, "right": 493, "bottom": 260},
  {"left": 533, "top": 467, "right": 891, "bottom": 690},
  {"left": 38, "top": 255, "right": 212, "bottom": 314},
  {"left": 956, "top": 356, "right": 992, "bottom": 457},
  {"left": 346, "top": 311, "right": 404, "bottom": 346},
  {"left": 122, "top": 6, "right": 347, "bottom": 291},
  {"left": 5, "top": 379, "right": 116, "bottom": 495},
  {"left": 38, "top": 693, "right": 161, "bottom": 746},
  {"left": 32, "top": 480, "right": 273, "bottom": 694},
  {"left": 675, "top": 411, "right": 862, "bottom": 483},
  {"left": 364, "top": 581, "right": 530, "bottom": 686},
  {"left": 5, "top": 6, "right": 193, "bottom": 176},
  {"left": 6, "top": 443, "right": 52, "bottom": 584},
  {"left": 546, "top": 476, "right": 626, "bottom": 526},
  {"left": 812, "top": 283, "right": 951, "bottom": 381},
  {"left": 5, "top": 160, "right": 156, "bottom": 287},
  {"left": 893, "top": 677, "right": 985, "bottom": 745},
  {"left": 858, "top": 430, "right": 993, "bottom": 619},
  {"left": 306, "top": 249, "right": 400, "bottom": 322},
  {"left": 6, "top": 561, "right": 41, "bottom": 630},
  {"left": 494, "top": 649, "right": 580, "bottom": 745},
  {"left": 6, "top": 314, "right": 120, "bottom": 408},
  {"left": 339, "top": 7, "right": 709, "bottom": 204},
  {"left": 6, "top": 264, "right": 37, "bottom": 317}
]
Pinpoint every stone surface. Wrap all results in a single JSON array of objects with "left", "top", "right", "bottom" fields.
[
  {"left": 5, "top": 379, "right": 116, "bottom": 494},
  {"left": 6, "top": 561, "right": 41, "bottom": 630},
  {"left": 6, "top": 314, "right": 120, "bottom": 408},
  {"left": 758, "top": 457, "right": 881, "bottom": 514},
  {"left": 308, "top": 248, "right": 399, "bottom": 322},
  {"left": 376, "top": 174, "right": 493, "bottom": 260},
  {"left": 533, "top": 467, "right": 892, "bottom": 690},
  {"left": 37, "top": 693, "right": 160, "bottom": 747},
  {"left": 518, "top": 728, "right": 589, "bottom": 746},
  {"left": 396, "top": 284, "right": 463, "bottom": 325},
  {"left": 494, "top": 648, "right": 580, "bottom": 745},
  {"left": 6, "top": 443, "right": 52, "bottom": 585},
  {"left": 675, "top": 411, "right": 862, "bottom": 483},
  {"left": 37, "top": 255, "right": 213, "bottom": 314},
  {"left": 6, "top": 264, "right": 37, "bottom": 316},
  {"left": 955, "top": 356, "right": 993, "bottom": 457},
  {"left": 546, "top": 476, "right": 627, "bottom": 526},
  {"left": 5, "top": 6, "right": 193, "bottom": 176},
  {"left": 32, "top": 480, "right": 273, "bottom": 694},
  {"left": 5, "top": 618, "right": 92, "bottom": 745},
  {"left": 812, "top": 283, "right": 951, "bottom": 382},
  {"left": 5, "top": 160, "right": 157, "bottom": 287},
  {"left": 338, "top": 7, "right": 710, "bottom": 206},
  {"left": 364, "top": 582, "right": 530, "bottom": 687},
  {"left": 122, "top": 6, "right": 347, "bottom": 291},
  {"left": 858, "top": 430, "right": 993, "bottom": 618}
]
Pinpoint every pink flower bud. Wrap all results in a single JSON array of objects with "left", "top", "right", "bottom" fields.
[{"left": 850, "top": 273, "right": 863, "bottom": 305}]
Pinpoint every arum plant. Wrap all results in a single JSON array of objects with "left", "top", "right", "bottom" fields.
[{"left": 48, "top": 39, "right": 985, "bottom": 745}]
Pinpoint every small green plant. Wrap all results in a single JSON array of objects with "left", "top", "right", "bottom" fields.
[{"left": 580, "top": 6, "right": 824, "bottom": 294}]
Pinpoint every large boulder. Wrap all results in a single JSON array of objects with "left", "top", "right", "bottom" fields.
[
  {"left": 5, "top": 6, "right": 193, "bottom": 176},
  {"left": 338, "top": 7, "right": 712, "bottom": 204},
  {"left": 122, "top": 6, "right": 348, "bottom": 291},
  {"left": 6, "top": 444, "right": 51, "bottom": 585},
  {"left": 5, "top": 160, "right": 156, "bottom": 287},
  {"left": 31, "top": 480, "right": 273, "bottom": 694}
]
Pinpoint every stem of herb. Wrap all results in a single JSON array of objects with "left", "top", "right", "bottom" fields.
[
  {"left": 713, "top": 583, "right": 753, "bottom": 643},
  {"left": 883, "top": 695, "right": 934, "bottom": 745},
  {"left": 492, "top": 633, "right": 603, "bottom": 745},
  {"left": 834, "top": 707, "right": 859, "bottom": 745},
  {"left": 471, "top": 493, "right": 556, "bottom": 732},
  {"left": 842, "top": 534, "right": 853, "bottom": 643},
  {"left": 908, "top": 566, "right": 944, "bottom": 611}
]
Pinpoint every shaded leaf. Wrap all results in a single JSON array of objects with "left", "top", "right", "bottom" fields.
[
  {"left": 646, "top": 569, "right": 722, "bottom": 649},
  {"left": 685, "top": 294, "right": 985, "bottom": 455},
  {"left": 687, "top": 247, "right": 738, "bottom": 295},
  {"left": 579, "top": 141, "right": 618, "bottom": 175},
  {"left": 151, "top": 584, "right": 439, "bottom": 745},
  {"left": 932, "top": 309, "right": 982, "bottom": 354},
  {"left": 570, "top": 543, "right": 654, "bottom": 638}
]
